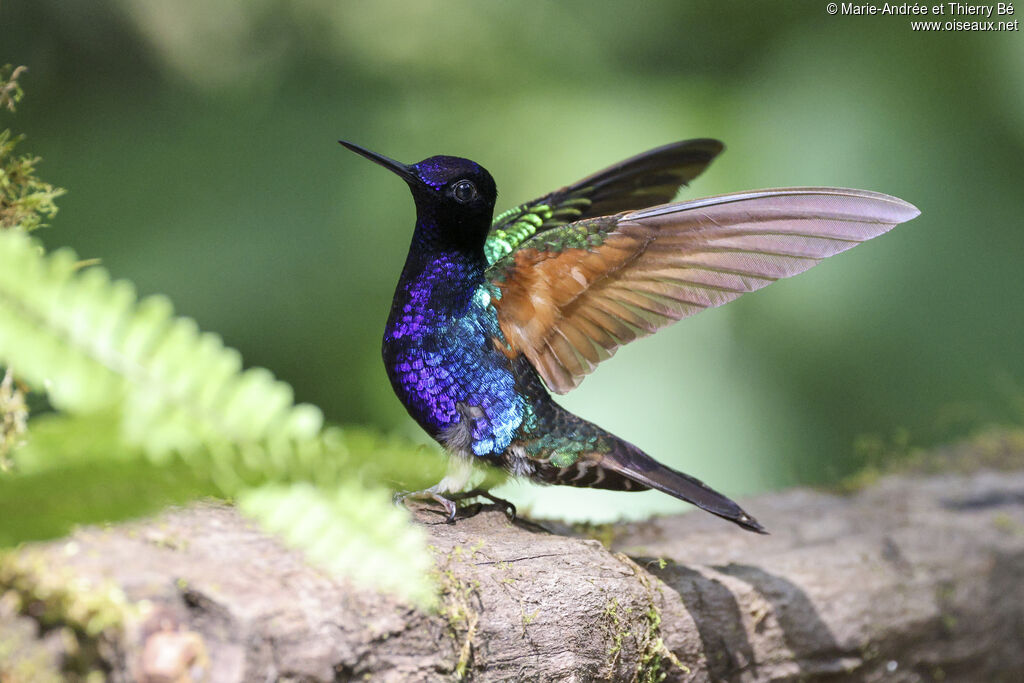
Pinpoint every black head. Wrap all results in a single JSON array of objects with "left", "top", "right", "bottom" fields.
[{"left": 340, "top": 141, "right": 497, "bottom": 250}]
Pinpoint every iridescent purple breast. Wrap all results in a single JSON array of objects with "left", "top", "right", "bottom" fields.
[{"left": 383, "top": 254, "right": 524, "bottom": 456}]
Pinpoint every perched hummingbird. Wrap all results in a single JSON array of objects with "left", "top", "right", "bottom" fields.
[{"left": 341, "top": 139, "right": 919, "bottom": 532}]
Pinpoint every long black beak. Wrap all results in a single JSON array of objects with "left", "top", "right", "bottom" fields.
[{"left": 339, "top": 140, "right": 419, "bottom": 184}]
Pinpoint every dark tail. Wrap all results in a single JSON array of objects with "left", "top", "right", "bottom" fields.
[
  {"left": 597, "top": 440, "right": 767, "bottom": 534},
  {"left": 520, "top": 383, "right": 766, "bottom": 533}
]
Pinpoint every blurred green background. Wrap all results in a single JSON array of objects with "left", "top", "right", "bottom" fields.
[{"left": 4, "top": 0, "right": 1023, "bottom": 520}]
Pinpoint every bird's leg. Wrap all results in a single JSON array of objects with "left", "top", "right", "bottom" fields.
[
  {"left": 394, "top": 459, "right": 517, "bottom": 523},
  {"left": 393, "top": 458, "right": 476, "bottom": 523}
]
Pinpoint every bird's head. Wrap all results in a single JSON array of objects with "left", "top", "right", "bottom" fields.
[{"left": 341, "top": 141, "right": 497, "bottom": 250}]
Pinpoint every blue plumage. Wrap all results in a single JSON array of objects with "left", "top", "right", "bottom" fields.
[{"left": 383, "top": 251, "right": 524, "bottom": 456}]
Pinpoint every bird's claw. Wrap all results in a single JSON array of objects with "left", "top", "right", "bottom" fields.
[
  {"left": 394, "top": 488, "right": 460, "bottom": 522},
  {"left": 449, "top": 488, "right": 517, "bottom": 521},
  {"left": 394, "top": 487, "right": 516, "bottom": 522}
]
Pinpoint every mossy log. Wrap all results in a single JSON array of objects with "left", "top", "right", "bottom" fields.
[{"left": 2, "top": 449, "right": 1024, "bottom": 682}]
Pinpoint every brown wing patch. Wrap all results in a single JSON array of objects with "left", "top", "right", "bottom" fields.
[
  {"left": 490, "top": 188, "right": 919, "bottom": 394},
  {"left": 493, "top": 230, "right": 651, "bottom": 393}
]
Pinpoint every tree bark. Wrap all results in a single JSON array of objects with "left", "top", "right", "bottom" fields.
[{"left": 3, "top": 450, "right": 1024, "bottom": 682}]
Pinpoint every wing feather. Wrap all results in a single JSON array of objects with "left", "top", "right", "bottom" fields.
[
  {"left": 489, "top": 187, "right": 919, "bottom": 393},
  {"left": 484, "top": 139, "right": 723, "bottom": 264},
  {"left": 556, "top": 320, "right": 604, "bottom": 365},
  {"left": 574, "top": 307, "right": 632, "bottom": 348}
]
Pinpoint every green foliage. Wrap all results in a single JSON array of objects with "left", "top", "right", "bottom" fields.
[
  {"left": 240, "top": 482, "right": 435, "bottom": 607},
  {"left": 0, "top": 413, "right": 218, "bottom": 545},
  {"left": 0, "top": 71, "right": 446, "bottom": 607},
  {"left": 0, "top": 231, "right": 321, "bottom": 448},
  {"left": 0, "top": 227, "right": 445, "bottom": 605},
  {"left": 0, "top": 65, "right": 64, "bottom": 231}
]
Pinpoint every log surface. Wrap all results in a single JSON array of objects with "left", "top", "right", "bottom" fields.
[{"left": 3, "top": 462, "right": 1024, "bottom": 682}]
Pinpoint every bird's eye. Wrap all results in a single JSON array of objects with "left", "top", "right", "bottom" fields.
[{"left": 452, "top": 179, "right": 477, "bottom": 203}]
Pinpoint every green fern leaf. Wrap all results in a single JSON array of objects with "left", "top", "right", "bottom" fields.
[
  {"left": 0, "top": 230, "right": 323, "bottom": 453},
  {"left": 0, "top": 229, "right": 444, "bottom": 606},
  {"left": 240, "top": 482, "right": 437, "bottom": 607}
]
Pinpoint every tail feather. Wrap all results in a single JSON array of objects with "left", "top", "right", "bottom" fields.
[
  {"left": 597, "top": 442, "right": 767, "bottom": 534},
  {"left": 518, "top": 392, "right": 766, "bottom": 533}
]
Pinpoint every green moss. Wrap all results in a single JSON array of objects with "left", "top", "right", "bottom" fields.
[
  {"left": 602, "top": 597, "right": 626, "bottom": 673},
  {"left": 0, "top": 65, "right": 25, "bottom": 112},
  {"left": 0, "top": 368, "right": 27, "bottom": 472},
  {"left": 633, "top": 566, "right": 688, "bottom": 683},
  {"left": 0, "top": 550, "right": 131, "bottom": 679},
  {"left": 0, "top": 65, "right": 65, "bottom": 232},
  {"left": 431, "top": 546, "right": 483, "bottom": 680},
  {"left": 0, "top": 610, "right": 64, "bottom": 683},
  {"left": 572, "top": 521, "right": 618, "bottom": 549},
  {"left": 992, "top": 513, "right": 1024, "bottom": 535},
  {"left": 934, "top": 581, "right": 960, "bottom": 637},
  {"left": 835, "top": 427, "right": 1024, "bottom": 494},
  {"left": 636, "top": 605, "right": 668, "bottom": 683},
  {"left": 600, "top": 558, "right": 689, "bottom": 683}
]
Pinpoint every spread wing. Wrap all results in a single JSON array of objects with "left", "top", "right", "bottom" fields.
[
  {"left": 484, "top": 139, "right": 724, "bottom": 265},
  {"left": 487, "top": 188, "right": 920, "bottom": 394}
]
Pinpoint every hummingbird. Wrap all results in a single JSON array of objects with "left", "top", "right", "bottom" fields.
[{"left": 341, "top": 139, "right": 919, "bottom": 532}]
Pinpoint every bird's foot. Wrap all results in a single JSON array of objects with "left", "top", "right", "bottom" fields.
[
  {"left": 448, "top": 488, "right": 517, "bottom": 521},
  {"left": 393, "top": 489, "right": 459, "bottom": 523},
  {"left": 393, "top": 488, "right": 516, "bottom": 523}
]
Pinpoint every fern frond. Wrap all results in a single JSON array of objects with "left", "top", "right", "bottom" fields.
[
  {"left": 0, "top": 230, "right": 443, "bottom": 606},
  {"left": 240, "top": 482, "right": 437, "bottom": 608},
  {"left": 0, "top": 230, "right": 323, "bottom": 455}
]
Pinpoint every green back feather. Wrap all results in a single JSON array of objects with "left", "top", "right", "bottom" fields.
[{"left": 484, "top": 138, "right": 723, "bottom": 266}]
